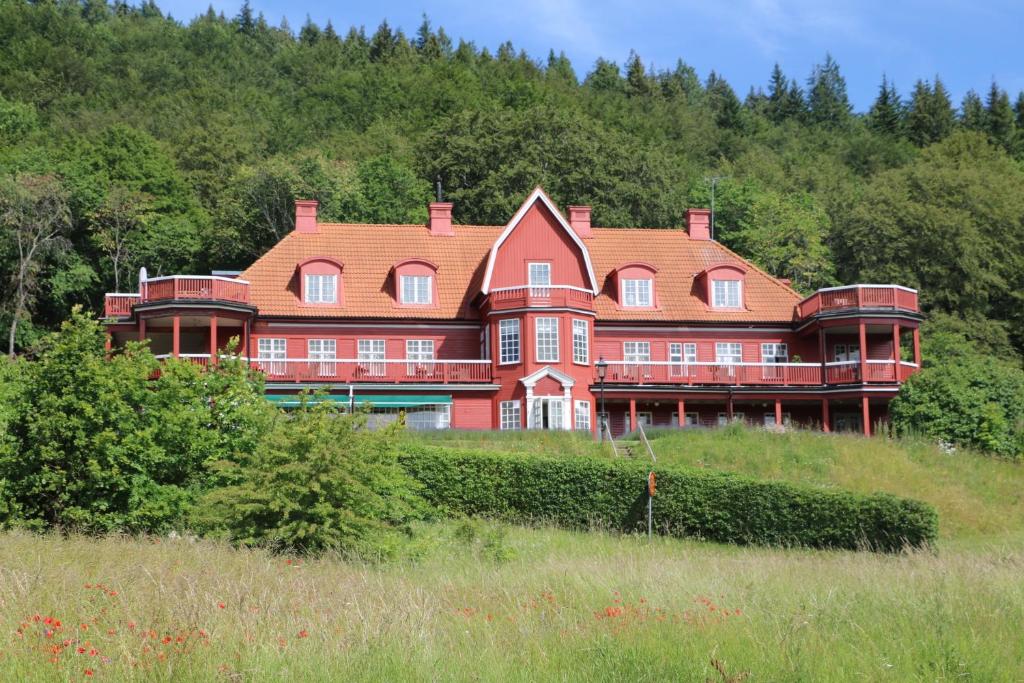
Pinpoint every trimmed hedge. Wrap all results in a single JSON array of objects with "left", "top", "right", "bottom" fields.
[{"left": 399, "top": 446, "right": 938, "bottom": 552}]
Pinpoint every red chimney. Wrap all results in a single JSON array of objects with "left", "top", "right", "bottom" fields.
[
  {"left": 428, "top": 202, "right": 454, "bottom": 236},
  {"left": 568, "top": 206, "right": 592, "bottom": 238},
  {"left": 685, "top": 208, "right": 711, "bottom": 240},
  {"left": 295, "top": 199, "right": 319, "bottom": 234}
]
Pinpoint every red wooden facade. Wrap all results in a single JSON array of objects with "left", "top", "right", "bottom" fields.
[{"left": 104, "top": 188, "right": 923, "bottom": 436}]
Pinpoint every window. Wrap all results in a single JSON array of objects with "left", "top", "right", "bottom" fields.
[
  {"left": 405, "top": 405, "right": 451, "bottom": 431},
  {"left": 834, "top": 344, "right": 860, "bottom": 362},
  {"left": 358, "top": 339, "right": 385, "bottom": 377},
  {"left": 715, "top": 342, "right": 742, "bottom": 364},
  {"left": 624, "top": 341, "right": 651, "bottom": 363},
  {"left": 761, "top": 343, "right": 789, "bottom": 363},
  {"left": 711, "top": 280, "right": 741, "bottom": 308},
  {"left": 406, "top": 339, "right": 435, "bottom": 376},
  {"left": 669, "top": 342, "right": 698, "bottom": 376},
  {"left": 304, "top": 274, "right": 337, "bottom": 304},
  {"left": 257, "top": 338, "right": 286, "bottom": 375},
  {"left": 574, "top": 400, "right": 591, "bottom": 431},
  {"left": 624, "top": 412, "right": 653, "bottom": 430},
  {"left": 308, "top": 338, "right": 337, "bottom": 377},
  {"left": 764, "top": 412, "right": 792, "bottom": 428},
  {"left": 717, "top": 412, "right": 745, "bottom": 426},
  {"left": 528, "top": 262, "right": 551, "bottom": 286},
  {"left": 622, "top": 278, "right": 653, "bottom": 307},
  {"left": 572, "top": 319, "right": 589, "bottom": 364},
  {"left": 500, "top": 401, "right": 521, "bottom": 430},
  {"left": 499, "top": 319, "right": 520, "bottom": 364},
  {"left": 400, "top": 275, "right": 432, "bottom": 304},
  {"left": 535, "top": 317, "right": 559, "bottom": 362}
]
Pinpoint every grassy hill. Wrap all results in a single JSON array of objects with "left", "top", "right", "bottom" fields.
[
  {"left": 2, "top": 524, "right": 1022, "bottom": 681},
  {"left": 410, "top": 426, "right": 1024, "bottom": 545}
]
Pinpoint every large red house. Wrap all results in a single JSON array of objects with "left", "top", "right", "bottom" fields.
[{"left": 104, "top": 188, "right": 922, "bottom": 436}]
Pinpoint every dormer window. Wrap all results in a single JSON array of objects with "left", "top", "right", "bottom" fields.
[
  {"left": 528, "top": 262, "right": 551, "bottom": 286},
  {"left": 305, "top": 274, "right": 337, "bottom": 303},
  {"left": 712, "top": 280, "right": 742, "bottom": 308},
  {"left": 622, "top": 279, "right": 652, "bottom": 307},
  {"left": 297, "top": 257, "right": 343, "bottom": 306},
  {"left": 401, "top": 275, "right": 432, "bottom": 305}
]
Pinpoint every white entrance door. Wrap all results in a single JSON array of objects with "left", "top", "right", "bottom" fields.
[{"left": 531, "top": 397, "right": 565, "bottom": 430}]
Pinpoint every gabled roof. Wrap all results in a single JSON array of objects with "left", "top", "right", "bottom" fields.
[
  {"left": 480, "top": 187, "right": 599, "bottom": 294},
  {"left": 520, "top": 366, "right": 575, "bottom": 389}
]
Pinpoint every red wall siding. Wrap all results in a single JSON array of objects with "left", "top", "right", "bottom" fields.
[
  {"left": 453, "top": 396, "right": 493, "bottom": 429},
  {"left": 488, "top": 203, "right": 590, "bottom": 290},
  {"left": 250, "top": 324, "right": 480, "bottom": 360}
]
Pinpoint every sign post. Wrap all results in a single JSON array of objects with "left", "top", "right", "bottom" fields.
[{"left": 647, "top": 471, "right": 656, "bottom": 540}]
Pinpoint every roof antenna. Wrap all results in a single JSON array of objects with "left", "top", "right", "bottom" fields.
[
  {"left": 435, "top": 176, "right": 443, "bottom": 202},
  {"left": 703, "top": 175, "right": 728, "bottom": 241}
]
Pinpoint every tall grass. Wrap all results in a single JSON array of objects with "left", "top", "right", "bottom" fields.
[
  {"left": 2, "top": 524, "right": 1022, "bottom": 681},
  {"left": 411, "top": 426, "right": 1024, "bottom": 544}
]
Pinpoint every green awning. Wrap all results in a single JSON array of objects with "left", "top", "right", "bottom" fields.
[{"left": 265, "top": 393, "right": 451, "bottom": 409}]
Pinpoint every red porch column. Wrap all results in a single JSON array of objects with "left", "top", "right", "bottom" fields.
[
  {"left": 892, "top": 324, "right": 901, "bottom": 381},
  {"left": 209, "top": 314, "right": 218, "bottom": 365},
  {"left": 677, "top": 399, "right": 685, "bottom": 428},
  {"left": 774, "top": 399, "right": 783, "bottom": 428},
  {"left": 912, "top": 327, "right": 921, "bottom": 366},
  {"left": 818, "top": 327, "right": 827, "bottom": 384},
  {"left": 861, "top": 396, "right": 871, "bottom": 436},
  {"left": 858, "top": 322, "right": 868, "bottom": 383},
  {"left": 138, "top": 317, "right": 146, "bottom": 342},
  {"left": 629, "top": 399, "right": 637, "bottom": 433},
  {"left": 172, "top": 315, "right": 180, "bottom": 359},
  {"left": 821, "top": 398, "right": 830, "bottom": 433}
]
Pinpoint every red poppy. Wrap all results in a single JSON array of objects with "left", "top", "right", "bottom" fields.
[
  {"left": 84, "top": 669, "right": 94, "bottom": 677},
  {"left": 217, "top": 602, "right": 225, "bottom": 609},
  {"left": 297, "top": 630, "right": 309, "bottom": 638}
]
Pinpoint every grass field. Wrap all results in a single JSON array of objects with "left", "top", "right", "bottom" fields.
[
  {"left": 412, "top": 426, "right": 1024, "bottom": 545},
  {"left": 2, "top": 524, "right": 1023, "bottom": 681}
]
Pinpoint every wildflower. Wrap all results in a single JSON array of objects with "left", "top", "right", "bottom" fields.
[
  {"left": 80, "top": 624, "right": 89, "bottom": 631},
  {"left": 77, "top": 647, "right": 86, "bottom": 654},
  {"left": 297, "top": 630, "right": 309, "bottom": 638},
  {"left": 217, "top": 602, "right": 225, "bottom": 609},
  {"left": 89, "top": 649, "right": 98, "bottom": 656},
  {"left": 44, "top": 616, "right": 54, "bottom": 625},
  {"left": 161, "top": 636, "right": 171, "bottom": 645}
]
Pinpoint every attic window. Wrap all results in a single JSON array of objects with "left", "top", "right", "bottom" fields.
[
  {"left": 614, "top": 262, "right": 658, "bottom": 309},
  {"left": 401, "top": 275, "right": 433, "bottom": 304},
  {"left": 393, "top": 258, "right": 439, "bottom": 308},
  {"left": 305, "top": 274, "right": 337, "bottom": 303},
  {"left": 712, "top": 280, "right": 741, "bottom": 308},
  {"left": 297, "top": 257, "right": 343, "bottom": 306},
  {"left": 622, "top": 279, "right": 652, "bottom": 307}
]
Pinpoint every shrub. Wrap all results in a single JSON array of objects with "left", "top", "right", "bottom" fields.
[
  {"left": 399, "top": 446, "right": 938, "bottom": 551},
  {"left": 195, "top": 398, "right": 428, "bottom": 557}
]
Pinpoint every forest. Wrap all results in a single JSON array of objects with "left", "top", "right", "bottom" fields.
[{"left": 0, "top": 0, "right": 1023, "bottom": 369}]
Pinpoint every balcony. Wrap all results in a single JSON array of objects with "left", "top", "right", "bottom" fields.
[
  {"left": 597, "top": 359, "right": 920, "bottom": 387},
  {"left": 486, "top": 285, "right": 594, "bottom": 311},
  {"left": 797, "top": 285, "right": 919, "bottom": 319},
  {"left": 104, "top": 276, "right": 250, "bottom": 317},
  {"left": 250, "top": 359, "right": 493, "bottom": 384}
]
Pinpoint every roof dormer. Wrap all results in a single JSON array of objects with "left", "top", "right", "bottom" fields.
[
  {"left": 298, "top": 257, "right": 343, "bottom": 305},
  {"left": 697, "top": 262, "right": 748, "bottom": 310},
  {"left": 392, "top": 258, "right": 439, "bottom": 308},
  {"left": 613, "top": 262, "right": 658, "bottom": 309}
]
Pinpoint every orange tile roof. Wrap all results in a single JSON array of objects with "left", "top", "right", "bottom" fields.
[{"left": 240, "top": 222, "right": 800, "bottom": 323}]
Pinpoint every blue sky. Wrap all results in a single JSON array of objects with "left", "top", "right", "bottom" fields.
[{"left": 160, "top": 0, "right": 1024, "bottom": 110}]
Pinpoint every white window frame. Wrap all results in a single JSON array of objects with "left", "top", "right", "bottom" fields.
[
  {"left": 500, "top": 400, "right": 521, "bottom": 431},
  {"left": 304, "top": 274, "right": 337, "bottom": 304},
  {"left": 717, "top": 411, "right": 745, "bottom": 426},
  {"left": 308, "top": 338, "right": 337, "bottom": 377},
  {"left": 400, "top": 274, "right": 433, "bottom": 305},
  {"left": 711, "top": 279, "right": 742, "bottom": 308},
  {"left": 499, "top": 318, "right": 520, "bottom": 365},
  {"left": 572, "top": 319, "right": 589, "bottom": 365},
  {"left": 406, "top": 339, "right": 435, "bottom": 375},
  {"left": 535, "top": 317, "right": 559, "bottom": 363},
  {"left": 623, "top": 341, "right": 651, "bottom": 363},
  {"left": 764, "top": 412, "right": 792, "bottom": 428},
  {"left": 357, "top": 339, "right": 386, "bottom": 377},
  {"left": 528, "top": 262, "right": 551, "bottom": 286},
  {"left": 761, "top": 343, "right": 789, "bottom": 363},
  {"left": 405, "top": 404, "right": 451, "bottom": 431},
  {"left": 834, "top": 343, "right": 860, "bottom": 363},
  {"left": 622, "top": 278, "right": 653, "bottom": 307},
  {"left": 574, "top": 400, "right": 591, "bottom": 431},
  {"left": 257, "top": 338, "right": 287, "bottom": 375},
  {"left": 715, "top": 342, "right": 743, "bottom": 364}
]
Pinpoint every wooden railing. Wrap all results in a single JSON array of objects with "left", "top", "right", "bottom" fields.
[
  {"left": 249, "top": 359, "right": 493, "bottom": 384},
  {"left": 899, "top": 361, "right": 920, "bottom": 381},
  {"left": 104, "top": 293, "right": 142, "bottom": 317},
  {"left": 797, "top": 285, "right": 919, "bottom": 318},
  {"left": 599, "top": 361, "right": 824, "bottom": 386},
  {"left": 487, "top": 285, "right": 594, "bottom": 310},
  {"left": 154, "top": 353, "right": 212, "bottom": 367}
]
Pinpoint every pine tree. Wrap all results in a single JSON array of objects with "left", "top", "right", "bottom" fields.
[
  {"left": 585, "top": 58, "right": 622, "bottom": 93},
  {"left": 906, "top": 78, "right": 955, "bottom": 146},
  {"left": 625, "top": 51, "right": 653, "bottom": 97},
  {"left": 299, "top": 15, "right": 320, "bottom": 46},
  {"left": 960, "top": 90, "right": 986, "bottom": 131},
  {"left": 867, "top": 75, "right": 902, "bottom": 135},
  {"left": 706, "top": 71, "right": 742, "bottom": 130},
  {"left": 234, "top": 0, "right": 254, "bottom": 35},
  {"left": 546, "top": 50, "right": 577, "bottom": 86},
  {"left": 323, "top": 20, "right": 339, "bottom": 44},
  {"left": 1014, "top": 92, "right": 1024, "bottom": 129},
  {"left": 985, "top": 81, "right": 1016, "bottom": 151},
  {"left": 369, "top": 20, "right": 396, "bottom": 62},
  {"left": 806, "top": 53, "right": 851, "bottom": 128},
  {"left": 658, "top": 60, "right": 702, "bottom": 102}
]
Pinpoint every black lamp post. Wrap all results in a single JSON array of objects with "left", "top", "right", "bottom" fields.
[{"left": 596, "top": 356, "right": 608, "bottom": 442}]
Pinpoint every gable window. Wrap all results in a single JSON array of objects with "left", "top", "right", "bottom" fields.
[
  {"left": 257, "top": 338, "right": 287, "bottom": 376},
  {"left": 308, "top": 338, "right": 337, "bottom": 377},
  {"left": 358, "top": 339, "right": 385, "bottom": 377},
  {"left": 400, "top": 275, "right": 432, "bottom": 305},
  {"left": 535, "top": 317, "right": 559, "bottom": 362},
  {"left": 572, "top": 319, "right": 589, "bottom": 365},
  {"left": 500, "top": 400, "right": 521, "bottom": 430},
  {"left": 528, "top": 263, "right": 551, "bottom": 286},
  {"left": 499, "top": 319, "right": 520, "bottom": 364},
  {"left": 711, "top": 280, "right": 741, "bottom": 308},
  {"left": 622, "top": 278, "right": 653, "bottom": 307},
  {"left": 305, "top": 274, "right": 337, "bottom": 304}
]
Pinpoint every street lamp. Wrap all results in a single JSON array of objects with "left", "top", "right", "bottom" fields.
[{"left": 596, "top": 356, "right": 608, "bottom": 442}]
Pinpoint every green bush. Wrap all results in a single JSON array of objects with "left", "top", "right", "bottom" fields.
[{"left": 399, "top": 446, "right": 938, "bottom": 552}]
